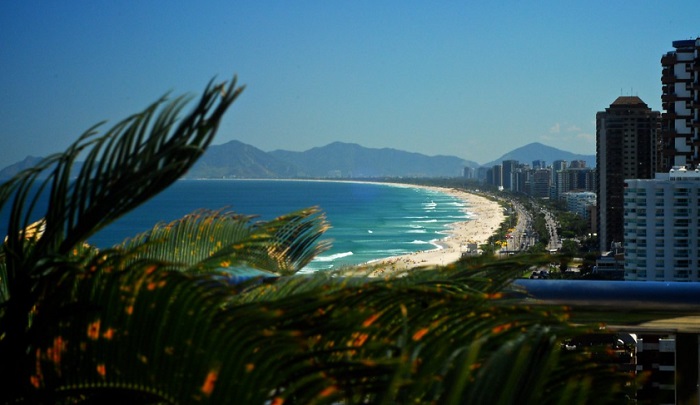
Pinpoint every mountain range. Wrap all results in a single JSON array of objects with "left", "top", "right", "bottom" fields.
[{"left": 0, "top": 141, "right": 595, "bottom": 180}]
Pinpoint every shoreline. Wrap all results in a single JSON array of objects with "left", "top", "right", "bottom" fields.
[
  {"left": 356, "top": 184, "right": 506, "bottom": 276},
  {"left": 185, "top": 178, "right": 507, "bottom": 274}
]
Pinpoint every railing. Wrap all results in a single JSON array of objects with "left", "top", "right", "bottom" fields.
[{"left": 513, "top": 279, "right": 700, "bottom": 332}]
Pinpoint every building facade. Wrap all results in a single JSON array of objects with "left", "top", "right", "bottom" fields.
[
  {"left": 490, "top": 164, "right": 503, "bottom": 189},
  {"left": 527, "top": 168, "right": 552, "bottom": 198},
  {"left": 660, "top": 38, "right": 700, "bottom": 172},
  {"left": 561, "top": 191, "right": 597, "bottom": 221},
  {"left": 554, "top": 167, "right": 596, "bottom": 199},
  {"left": 623, "top": 167, "right": 700, "bottom": 281},
  {"left": 501, "top": 160, "right": 518, "bottom": 191},
  {"left": 596, "top": 96, "right": 660, "bottom": 252}
]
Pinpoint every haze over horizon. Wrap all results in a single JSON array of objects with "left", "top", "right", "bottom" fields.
[{"left": 2, "top": 1, "right": 699, "bottom": 169}]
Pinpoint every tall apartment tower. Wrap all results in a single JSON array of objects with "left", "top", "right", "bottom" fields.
[
  {"left": 624, "top": 167, "right": 700, "bottom": 281},
  {"left": 501, "top": 160, "right": 519, "bottom": 191},
  {"left": 491, "top": 164, "right": 503, "bottom": 188},
  {"left": 596, "top": 97, "right": 659, "bottom": 252},
  {"left": 660, "top": 38, "right": 700, "bottom": 171}
]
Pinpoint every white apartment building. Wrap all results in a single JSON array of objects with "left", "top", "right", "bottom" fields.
[
  {"left": 623, "top": 166, "right": 700, "bottom": 281},
  {"left": 561, "top": 191, "right": 597, "bottom": 221}
]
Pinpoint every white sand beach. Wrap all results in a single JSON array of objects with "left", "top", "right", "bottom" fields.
[{"left": 359, "top": 185, "right": 506, "bottom": 276}]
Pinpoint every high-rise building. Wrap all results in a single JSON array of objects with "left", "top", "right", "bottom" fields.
[
  {"left": 596, "top": 96, "right": 659, "bottom": 251},
  {"left": 660, "top": 38, "right": 700, "bottom": 172},
  {"left": 463, "top": 166, "right": 475, "bottom": 179},
  {"left": 527, "top": 168, "right": 551, "bottom": 198},
  {"left": 550, "top": 160, "right": 568, "bottom": 198},
  {"left": 476, "top": 167, "right": 489, "bottom": 182},
  {"left": 501, "top": 160, "right": 518, "bottom": 191},
  {"left": 490, "top": 164, "right": 503, "bottom": 188},
  {"left": 623, "top": 167, "right": 700, "bottom": 281}
]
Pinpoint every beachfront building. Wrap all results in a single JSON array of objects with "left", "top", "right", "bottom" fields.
[
  {"left": 502, "top": 160, "right": 518, "bottom": 191},
  {"left": 659, "top": 38, "right": 700, "bottom": 172},
  {"left": 623, "top": 167, "right": 700, "bottom": 281},
  {"left": 462, "top": 166, "right": 475, "bottom": 179},
  {"left": 596, "top": 96, "right": 659, "bottom": 252},
  {"left": 475, "top": 166, "right": 489, "bottom": 182},
  {"left": 553, "top": 167, "right": 596, "bottom": 200},
  {"left": 487, "top": 164, "right": 503, "bottom": 189},
  {"left": 527, "top": 168, "right": 552, "bottom": 198}
]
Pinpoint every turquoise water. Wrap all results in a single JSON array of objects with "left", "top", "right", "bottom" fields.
[{"left": 2, "top": 180, "right": 472, "bottom": 271}]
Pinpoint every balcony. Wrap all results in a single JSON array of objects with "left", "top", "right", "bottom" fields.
[
  {"left": 661, "top": 72, "right": 676, "bottom": 84},
  {"left": 661, "top": 93, "right": 678, "bottom": 102},
  {"left": 661, "top": 53, "right": 677, "bottom": 65}
]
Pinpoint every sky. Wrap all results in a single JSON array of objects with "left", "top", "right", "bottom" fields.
[{"left": 2, "top": 1, "right": 700, "bottom": 169}]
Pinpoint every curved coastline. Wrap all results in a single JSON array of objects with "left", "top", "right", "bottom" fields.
[
  {"left": 359, "top": 183, "right": 506, "bottom": 275},
  {"left": 184, "top": 178, "right": 506, "bottom": 274}
]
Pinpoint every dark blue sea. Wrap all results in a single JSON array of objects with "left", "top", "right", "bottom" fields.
[{"left": 1, "top": 180, "right": 472, "bottom": 272}]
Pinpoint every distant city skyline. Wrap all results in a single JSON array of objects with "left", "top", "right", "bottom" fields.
[{"left": 2, "top": 1, "right": 700, "bottom": 169}]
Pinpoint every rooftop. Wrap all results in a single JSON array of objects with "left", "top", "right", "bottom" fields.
[
  {"left": 610, "top": 96, "right": 647, "bottom": 107},
  {"left": 672, "top": 38, "right": 699, "bottom": 49}
]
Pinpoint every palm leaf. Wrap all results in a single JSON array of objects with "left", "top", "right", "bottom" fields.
[
  {"left": 115, "top": 207, "right": 330, "bottom": 276},
  {"left": 0, "top": 76, "right": 244, "bottom": 400},
  {"left": 19, "top": 245, "right": 631, "bottom": 404},
  {"left": 26, "top": 256, "right": 346, "bottom": 403},
  {"left": 1, "top": 70, "right": 632, "bottom": 403},
  {"left": 222, "top": 260, "right": 631, "bottom": 404}
]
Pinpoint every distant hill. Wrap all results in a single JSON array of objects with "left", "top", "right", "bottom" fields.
[
  {"left": 481, "top": 142, "right": 595, "bottom": 168},
  {"left": 1, "top": 140, "right": 594, "bottom": 181},
  {"left": 269, "top": 142, "right": 475, "bottom": 178},
  {"left": 0, "top": 156, "right": 46, "bottom": 180},
  {"left": 185, "top": 140, "right": 299, "bottom": 179}
]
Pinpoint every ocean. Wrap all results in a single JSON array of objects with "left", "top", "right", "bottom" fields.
[{"left": 2, "top": 180, "right": 472, "bottom": 272}]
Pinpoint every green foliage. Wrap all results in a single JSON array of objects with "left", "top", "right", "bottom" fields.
[
  {"left": 532, "top": 212, "right": 551, "bottom": 246},
  {"left": 0, "top": 77, "right": 634, "bottom": 404},
  {"left": 557, "top": 212, "right": 589, "bottom": 239},
  {"left": 560, "top": 239, "right": 580, "bottom": 258}
]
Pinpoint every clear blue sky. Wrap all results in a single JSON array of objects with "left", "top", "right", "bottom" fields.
[{"left": 2, "top": 1, "right": 699, "bottom": 169}]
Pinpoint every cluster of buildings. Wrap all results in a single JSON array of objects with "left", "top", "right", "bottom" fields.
[
  {"left": 465, "top": 158, "right": 597, "bottom": 223},
  {"left": 469, "top": 38, "right": 700, "bottom": 283},
  {"left": 600, "top": 38, "right": 700, "bottom": 283},
  {"left": 495, "top": 39, "right": 699, "bottom": 403}
]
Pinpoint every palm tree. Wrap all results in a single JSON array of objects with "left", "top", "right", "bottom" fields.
[{"left": 0, "top": 77, "right": 633, "bottom": 404}]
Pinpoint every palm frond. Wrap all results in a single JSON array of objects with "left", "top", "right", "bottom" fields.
[
  {"left": 1, "top": 77, "right": 243, "bottom": 274},
  {"left": 19, "top": 248, "right": 632, "bottom": 404},
  {"left": 0, "top": 76, "right": 244, "bottom": 400},
  {"left": 223, "top": 261, "right": 631, "bottom": 403},
  {"left": 116, "top": 207, "right": 330, "bottom": 276},
  {"left": 0, "top": 71, "right": 632, "bottom": 404}
]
